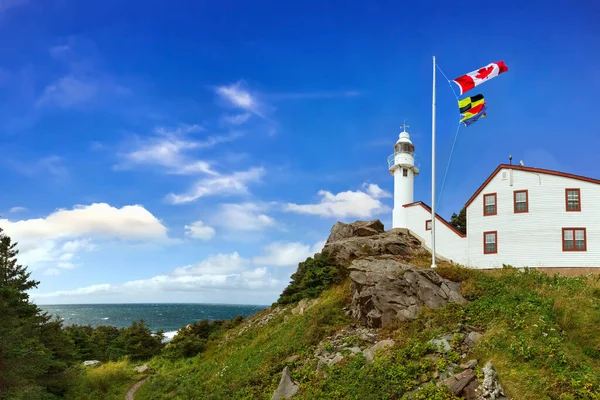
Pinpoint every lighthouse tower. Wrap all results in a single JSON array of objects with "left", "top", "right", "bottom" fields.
[{"left": 388, "top": 124, "right": 419, "bottom": 228}]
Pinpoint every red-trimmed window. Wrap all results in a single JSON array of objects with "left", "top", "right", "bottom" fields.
[
  {"left": 514, "top": 190, "right": 528, "bottom": 213},
  {"left": 483, "top": 193, "right": 497, "bottom": 216},
  {"left": 562, "top": 228, "right": 586, "bottom": 251},
  {"left": 565, "top": 189, "right": 581, "bottom": 211},
  {"left": 483, "top": 231, "right": 497, "bottom": 254},
  {"left": 425, "top": 220, "right": 432, "bottom": 231}
]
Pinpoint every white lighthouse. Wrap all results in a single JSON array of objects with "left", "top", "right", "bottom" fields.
[{"left": 388, "top": 124, "right": 419, "bottom": 228}]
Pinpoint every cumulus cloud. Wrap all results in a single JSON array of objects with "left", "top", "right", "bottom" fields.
[
  {"left": 285, "top": 183, "right": 391, "bottom": 219},
  {"left": 0, "top": 203, "right": 167, "bottom": 275},
  {"left": 184, "top": 220, "right": 216, "bottom": 240},
  {"left": 213, "top": 203, "right": 276, "bottom": 231},
  {"left": 253, "top": 240, "right": 326, "bottom": 267},
  {"left": 167, "top": 167, "right": 265, "bottom": 204},
  {"left": 33, "top": 252, "right": 280, "bottom": 300}
]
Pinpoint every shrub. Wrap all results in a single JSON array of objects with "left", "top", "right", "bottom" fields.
[{"left": 277, "top": 252, "right": 341, "bottom": 304}]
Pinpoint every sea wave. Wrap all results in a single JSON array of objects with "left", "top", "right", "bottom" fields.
[
  {"left": 102, "top": 317, "right": 110, "bottom": 320},
  {"left": 162, "top": 330, "right": 178, "bottom": 343}
]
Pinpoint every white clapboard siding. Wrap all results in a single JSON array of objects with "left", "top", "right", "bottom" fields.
[
  {"left": 466, "top": 167, "right": 600, "bottom": 268},
  {"left": 405, "top": 202, "right": 468, "bottom": 265}
]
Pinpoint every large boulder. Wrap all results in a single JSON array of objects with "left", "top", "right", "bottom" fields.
[
  {"left": 348, "top": 257, "right": 467, "bottom": 328},
  {"left": 271, "top": 366, "right": 299, "bottom": 399},
  {"left": 323, "top": 220, "right": 426, "bottom": 266}
]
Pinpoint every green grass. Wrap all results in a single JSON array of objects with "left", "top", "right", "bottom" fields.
[
  {"left": 65, "top": 360, "right": 145, "bottom": 400},
  {"left": 80, "top": 263, "right": 600, "bottom": 400}
]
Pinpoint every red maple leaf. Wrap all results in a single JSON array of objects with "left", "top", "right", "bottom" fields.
[{"left": 475, "top": 66, "right": 494, "bottom": 79}]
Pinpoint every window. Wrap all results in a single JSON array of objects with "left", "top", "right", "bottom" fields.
[
  {"left": 562, "top": 228, "right": 586, "bottom": 251},
  {"left": 514, "top": 190, "right": 528, "bottom": 213},
  {"left": 403, "top": 168, "right": 408, "bottom": 177},
  {"left": 565, "top": 189, "right": 581, "bottom": 211},
  {"left": 484, "top": 231, "right": 497, "bottom": 254},
  {"left": 425, "top": 220, "right": 432, "bottom": 230},
  {"left": 483, "top": 193, "right": 497, "bottom": 216}
]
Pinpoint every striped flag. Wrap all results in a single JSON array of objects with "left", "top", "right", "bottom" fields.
[
  {"left": 461, "top": 103, "right": 487, "bottom": 127},
  {"left": 453, "top": 61, "right": 508, "bottom": 95}
]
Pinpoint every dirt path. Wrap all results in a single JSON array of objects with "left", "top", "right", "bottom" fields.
[{"left": 125, "top": 377, "right": 148, "bottom": 400}]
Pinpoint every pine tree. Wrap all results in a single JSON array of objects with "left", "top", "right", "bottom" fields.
[
  {"left": 0, "top": 227, "right": 51, "bottom": 398},
  {"left": 449, "top": 207, "right": 467, "bottom": 234}
]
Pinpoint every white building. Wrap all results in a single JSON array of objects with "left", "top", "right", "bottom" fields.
[{"left": 389, "top": 128, "right": 600, "bottom": 271}]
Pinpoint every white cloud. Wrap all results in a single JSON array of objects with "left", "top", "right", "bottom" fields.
[
  {"left": 36, "top": 76, "right": 98, "bottom": 109},
  {"left": 172, "top": 252, "right": 249, "bottom": 276},
  {"left": 118, "top": 124, "right": 243, "bottom": 176},
  {"left": 167, "top": 167, "right": 265, "bottom": 204},
  {"left": 184, "top": 220, "right": 215, "bottom": 240},
  {"left": 222, "top": 113, "right": 251, "bottom": 126},
  {"left": 9, "top": 206, "right": 26, "bottom": 213},
  {"left": 285, "top": 184, "right": 391, "bottom": 219},
  {"left": 7, "top": 155, "right": 68, "bottom": 178},
  {"left": 214, "top": 203, "right": 276, "bottom": 231},
  {"left": 33, "top": 252, "right": 280, "bottom": 300},
  {"left": 215, "top": 81, "right": 265, "bottom": 118},
  {"left": 363, "top": 183, "right": 392, "bottom": 198},
  {"left": 253, "top": 240, "right": 326, "bottom": 267},
  {"left": 0, "top": 203, "right": 167, "bottom": 275},
  {"left": 1, "top": 203, "right": 167, "bottom": 242}
]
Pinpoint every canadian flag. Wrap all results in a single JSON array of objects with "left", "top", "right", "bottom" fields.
[{"left": 453, "top": 61, "right": 508, "bottom": 95}]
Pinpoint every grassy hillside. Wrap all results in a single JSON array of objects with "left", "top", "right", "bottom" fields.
[{"left": 126, "top": 263, "right": 600, "bottom": 400}]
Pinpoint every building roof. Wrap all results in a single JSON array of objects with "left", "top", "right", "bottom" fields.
[
  {"left": 464, "top": 164, "right": 600, "bottom": 208},
  {"left": 403, "top": 201, "right": 466, "bottom": 238}
]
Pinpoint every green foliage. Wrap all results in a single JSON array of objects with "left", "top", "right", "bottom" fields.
[
  {"left": 163, "top": 317, "right": 245, "bottom": 359},
  {"left": 115, "top": 320, "right": 164, "bottom": 361},
  {"left": 65, "top": 360, "right": 142, "bottom": 400},
  {"left": 449, "top": 207, "right": 466, "bottom": 234},
  {"left": 277, "top": 252, "right": 341, "bottom": 304},
  {"left": 0, "top": 227, "right": 72, "bottom": 399}
]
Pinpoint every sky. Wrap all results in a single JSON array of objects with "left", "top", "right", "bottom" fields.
[{"left": 0, "top": 0, "right": 598, "bottom": 305}]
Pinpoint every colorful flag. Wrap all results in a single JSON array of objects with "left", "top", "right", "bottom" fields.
[
  {"left": 458, "top": 94, "right": 484, "bottom": 114},
  {"left": 461, "top": 103, "right": 487, "bottom": 127},
  {"left": 453, "top": 61, "right": 508, "bottom": 95}
]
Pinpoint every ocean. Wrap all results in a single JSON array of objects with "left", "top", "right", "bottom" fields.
[{"left": 39, "top": 303, "right": 268, "bottom": 340}]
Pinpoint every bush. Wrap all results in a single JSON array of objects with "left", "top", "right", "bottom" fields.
[{"left": 277, "top": 252, "right": 341, "bottom": 304}]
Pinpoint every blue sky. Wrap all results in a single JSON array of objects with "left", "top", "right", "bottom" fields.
[{"left": 1, "top": 0, "right": 598, "bottom": 305}]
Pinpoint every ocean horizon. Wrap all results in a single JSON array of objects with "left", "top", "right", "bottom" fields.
[{"left": 40, "top": 303, "right": 269, "bottom": 340}]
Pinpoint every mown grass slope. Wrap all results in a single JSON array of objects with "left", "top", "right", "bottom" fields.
[{"left": 134, "top": 264, "right": 600, "bottom": 400}]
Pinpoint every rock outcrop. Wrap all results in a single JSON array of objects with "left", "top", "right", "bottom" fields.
[
  {"left": 347, "top": 257, "right": 467, "bottom": 328},
  {"left": 82, "top": 360, "right": 101, "bottom": 367},
  {"left": 323, "top": 220, "right": 426, "bottom": 266},
  {"left": 271, "top": 366, "right": 299, "bottom": 400}
]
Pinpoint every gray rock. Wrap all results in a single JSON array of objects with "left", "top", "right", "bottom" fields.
[
  {"left": 291, "top": 298, "right": 318, "bottom": 315},
  {"left": 347, "top": 347, "right": 362, "bottom": 354},
  {"left": 439, "top": 368, "right": 476, "bottom": 395},
  {"left": 463, "top": 378, "right": 481, "bottom": 400},
  {"left": 323, "top": 222, "right": 427, "bottom": 266},
  {"left": 347, "top": 257, "right": 467, "bottom": 328},
  {"left": 271, "top": 366, "right": 299, "bottom": 400},
  {"left": 430, "top": 338, "right": 451, "bottom": 353},
  {"left": 464, "top": 331, "right": 483, "bottom": 347},
  {"left": 479, "top": 362, "right": 505, "bottom": 400},
  {"left": 134, "top": 364, "right": 150, "bottom": 373},
  {"left": 83, "top": 360, "right": 101, "bottom": 367},
  {"left": 363, "top": 339, "right": 395, "bottom": 363},
  {"left": 329, "top": 353, "right": 344, "bottom": 366},
  {"left": 460, "top": 359, "right": 478, "bottom": 369}
]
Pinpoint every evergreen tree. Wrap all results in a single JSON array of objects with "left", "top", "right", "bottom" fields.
[
  {"left": 449, "top": 207, "right": 467, "bottom": 234},
  {"left": 0, "top": 227, "right": 51, "bottom": 398}
]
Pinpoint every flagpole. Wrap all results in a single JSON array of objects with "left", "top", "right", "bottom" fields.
[{"left": 431, "top": 55, "right": 437, "bottom": 269}]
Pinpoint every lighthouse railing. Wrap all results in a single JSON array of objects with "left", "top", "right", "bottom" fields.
[{"left": 387, "top": 152, "right": 417, "bottom": 170}]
